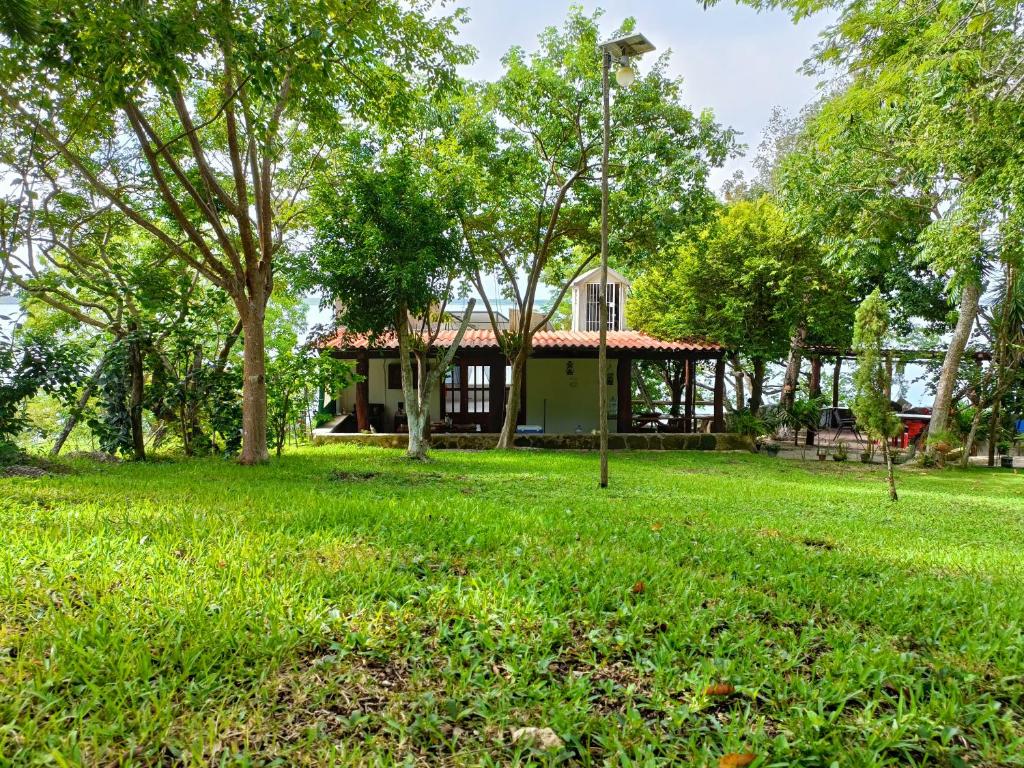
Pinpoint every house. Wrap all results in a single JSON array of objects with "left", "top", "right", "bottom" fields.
[{"left": 323, "top": 268, "right": 727, "bottom": 435}]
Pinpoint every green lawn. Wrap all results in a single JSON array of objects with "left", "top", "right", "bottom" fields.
[{"left": 1, "top": 447, "right": 1022, "bottom": 766}]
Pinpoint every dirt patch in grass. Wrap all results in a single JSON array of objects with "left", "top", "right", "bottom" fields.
[
  {"left": 264, "top": 650, "right": 412, "bottom": 744},
  {"left": 329, "top": 470, "right": 382, "bottom": 482},
  {"left": 64, "top": 451, "right": 120, "bottom": 463},
  {"left": 1, "top": 465, "right": 50, "bottom": 478},
  {"left": 802, "top": 537, "right": 836, "bottom": 551}
]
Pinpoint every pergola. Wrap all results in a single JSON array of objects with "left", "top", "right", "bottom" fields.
[{"left": 797, "top": 344, "right": 993, "bottom": 445}]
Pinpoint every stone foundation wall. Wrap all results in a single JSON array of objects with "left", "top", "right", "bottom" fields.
[{"left": 312, "top": 432, "right": 755, "bottom": 452}]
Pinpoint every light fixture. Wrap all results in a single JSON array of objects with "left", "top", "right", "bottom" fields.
[
  {"left": 596, "top": 31, "right": 655, "bottom": 489},
  {"left": 615, "top": 59, "right": 635, "bottom": 88},
  {"left": 599, "top": 33, "right": 656, "bottom": 59}
]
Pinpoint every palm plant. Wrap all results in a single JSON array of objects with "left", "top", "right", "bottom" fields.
[{"left": 0, "top": 0, "right": 37, "bottom": 42}]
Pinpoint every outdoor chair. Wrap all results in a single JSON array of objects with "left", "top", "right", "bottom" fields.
[{"left": 831, "top": 407, "right": 862, "bottom": 443}]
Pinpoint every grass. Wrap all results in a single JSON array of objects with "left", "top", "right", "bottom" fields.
[{"left": 1, "top": 446, "right": 1022, "bottom": 766}]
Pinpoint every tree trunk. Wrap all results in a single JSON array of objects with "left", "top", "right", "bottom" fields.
[
  {"left": 670, "top": 382, "right": 683, "bottom": 417},
  {"left": 927, "top": 280, "right": 981, "bottom": 452},
  {"left": 881, "top": 439, "right": 898, "bottom": 502},
  {"left": 406, "top": 398, "right": 431, "bottom": 460},
  {"left": 127, "top": 330, "right": 146, "bottom": 461},
  {"left": 730, "top": 354, "right": 744, "bottom": 410},
  {"left": 51, "top": 365, "right": 102, "bottom": 456},
  {"left": 987, "top": 400, "right": 1000, "bottom": 467},
  {"left": 238, "top": 304, "right": 269, "bottom": 465},
  {"left": 780, "top": 324, "right": 806, "bottom": 411},
  {"left": 355, "top": 352, "right": 370, "bottom": 432},
  {"left": 962, "top": 404, "right": 984, "bottom": 468},
  {"left": 496, "top": 343, "right": 529, "bottom": 450},
  {"left": 805, "top": 356, "right": 821, "bottom": 447},
  {"left": 749, "top": 358, "right": 766, "bottom": 415}
]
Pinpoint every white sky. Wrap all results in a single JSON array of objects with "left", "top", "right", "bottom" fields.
[{"left": 454, "top": 0, "right": 832, "bottom": 190}]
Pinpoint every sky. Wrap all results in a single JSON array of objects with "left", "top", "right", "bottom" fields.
[{"left": 453, "top": 0, "right": 832, "bottom": 191}]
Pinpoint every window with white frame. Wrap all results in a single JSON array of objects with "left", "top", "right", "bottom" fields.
[{"left": 585, "top": 283, "right": 620, "bottom": 331}]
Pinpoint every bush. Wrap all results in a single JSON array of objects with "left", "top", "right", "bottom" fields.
[{"left": 727, "top": 408, "right": 769, "bottom": 437}]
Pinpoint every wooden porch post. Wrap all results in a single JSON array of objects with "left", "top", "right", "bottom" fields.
[
  {"left": 683, "top": 358, "right": 696, "bottom": 433},
  {"left": 355, "top": 352, "right": 370, "bottom": 432},
  {"left": 489, "top": 360, "right": 506, "bottom": 432},
  {"left": 616, "top": 357, "right": 631, "bottom": 433},
  {"left": 806, "top": 355, "right": 821, "bottom": 446},
  {"left": 712, "top": 356, "right": 725, "bottom": 432},
  {"left": 832, "top": 357, "right": 842, "bottom": 408}
]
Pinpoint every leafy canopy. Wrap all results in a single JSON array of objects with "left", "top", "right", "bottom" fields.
[
  {"left": 307, "top": 141, "right": 474, "bottom": 337},
  {"left": 628, "top": 196, "right": 852, "bottom": 360}
]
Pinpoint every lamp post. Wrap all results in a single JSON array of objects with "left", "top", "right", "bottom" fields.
[{"left": 597, "top": 33, "right": 655, "bottom": 488}]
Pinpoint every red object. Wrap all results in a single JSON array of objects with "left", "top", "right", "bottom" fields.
[{"left": 903, "top": 419, "right": 928, "bottom": 448}]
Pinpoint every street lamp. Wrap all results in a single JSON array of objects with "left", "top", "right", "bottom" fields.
[{"left": 597, "top": 32, "right": 655, "bottom": 489}]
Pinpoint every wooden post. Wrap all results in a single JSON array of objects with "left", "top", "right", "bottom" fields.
[
  {"left": 712, "top": 356, "right": 725, "bottom": 432},
  {"left": 683, "top": 358, "right": 696, "bottom": 433},
  {"left": 617, "top": 357, "right": 631, "bottom": 433},
  {"left": 489, "top": 360, "right": 505, "bottom": 433},
  {"left": 806, "top": 356, "right": 821, "bottom": 446},
  {"left": 832, "top": 357, "right": 842, "bottom": 408},
  {"left": 355, "top": 352, "right": 370, "bottom": 432}
]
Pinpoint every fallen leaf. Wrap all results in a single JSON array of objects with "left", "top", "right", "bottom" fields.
[
  {"left": 631, "top": 581, "right": 646, "bottom": 594},
  {"left": 650, "top": 522, "right": 663, "bottom": 531},
  {"left": 719, "top": 753, "right": 757, "bottom": 768},
  {"left": 705, "top": 683, "right": 736, "bottom": 697},
  {"left": 511, "top": 727, "right": 563, "bottom": 750}
]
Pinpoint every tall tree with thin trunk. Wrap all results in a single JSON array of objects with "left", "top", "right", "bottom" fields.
[
  {"left": 852, "top": 289, "right": 902, "bottom": 501},
  {"left": 306, "top": 142, "right": 478, "bottom": 460},
  {"left": 0, "top": 0, "right": 469, "bottom": 463},
  {"left": 457, "top": 9, "right": 734, "bottom": 448}
]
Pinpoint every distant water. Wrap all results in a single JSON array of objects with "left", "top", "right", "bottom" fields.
[{"left": 0, "top": 296, "right": 17, "bottom": 339}]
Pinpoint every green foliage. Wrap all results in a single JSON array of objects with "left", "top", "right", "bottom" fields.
[
  {"left": 86, "top": 341, "right": 135, "bottom": 458},
  {"left": 0, "top": 0, "right": 474, "bottom": 464},
  {"left": 780, "top": 395, "right": 827, "bottom": 439},
  {"left": 726, "top": 408, "right": 770, "bottom": 438},
  {"left": 459, "top": 8, "right": 735, "bottom": 321},
  {"left": 1, "top": 447, "right": 1023, "bottom": 762},
  {"left": 0, "top": 327, "right": 88, "bottom": 457},
  {"left": 630, "top": 196, "right": 851, "bottom": 357},
  {"left": 266, "top": 348, "right": 352, "bottom": 457},
  {"left": 307, "top": 142, "right": 474, "bottom": 338},
  {"left": 851, "top": 290, "right": 901, "bottom": 444}
]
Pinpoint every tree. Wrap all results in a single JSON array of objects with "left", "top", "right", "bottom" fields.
[
  {"left": 307, "top": 143, "right": 477, "bottom": 460},
  {"left": 0, "top": 325, "right": 87, "bottom": 461},
  {"left": 629, "top": 196, "right": 850, "bottom": 414},
  {"left": 712, "top": 0, "right": 1024, "bottom": 452},
  {"left": 458, "top": 9, "right": 734, "bottom": 448},
  {"left": 266, "top": 345, "right": 351, "bottom": 458},
  {"left": 852, "top": 290, "right": 902, "bottom": 501},
  {"left": 0, "top": 0, "right": 36, "bottom": 43},
  {"left": 0, "top": 0, "right": 470, "bottom": 464}
]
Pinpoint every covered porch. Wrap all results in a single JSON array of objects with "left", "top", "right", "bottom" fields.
[{"left": 324, "top": 329, "right": 728, "bottom": 437}]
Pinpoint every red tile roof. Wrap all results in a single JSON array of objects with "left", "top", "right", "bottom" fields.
[{"left": 325, "top": 328, "right": 721, "bottom": 355}]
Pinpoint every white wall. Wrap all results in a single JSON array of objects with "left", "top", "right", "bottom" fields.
[
  {"left": 336, "top": 358, "right": 441, "bottom": 431},
  {"left": 524, "top": 358, "right": 617, "bottom": 434},
  {"left": 337, "top": 356, "right": 617, "bottom": 434}
]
